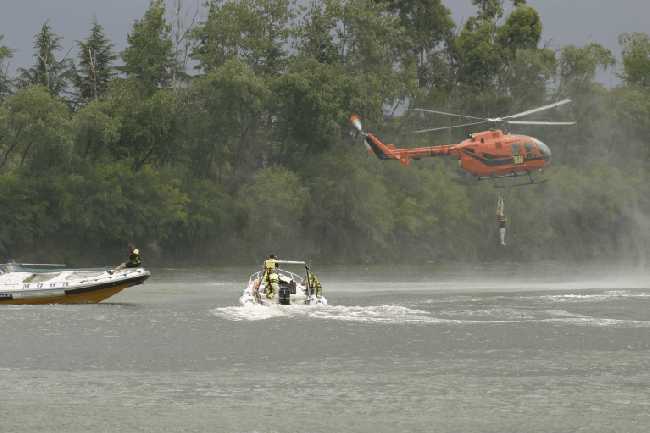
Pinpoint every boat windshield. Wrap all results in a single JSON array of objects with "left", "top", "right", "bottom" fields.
[{"left": 249, "top": 269, "right": 305, "bottom": 285}]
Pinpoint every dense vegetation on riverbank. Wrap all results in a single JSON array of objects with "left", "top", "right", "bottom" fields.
[{"left": 0, "top": 0, "right": 649, "bottom": 266}]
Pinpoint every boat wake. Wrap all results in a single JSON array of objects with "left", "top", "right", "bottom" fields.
[
  {"left": 211, "top": 303, "right": 650, "bottom": 327},
  {"left": 539, "top": 290, "right": 650, "bottom": 303},
  {"left": 211, "top": 304, "right": 451, "bottom": 324}
]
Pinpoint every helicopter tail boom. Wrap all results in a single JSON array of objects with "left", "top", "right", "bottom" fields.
[
  {"left": 350, "top": 114, "right": 458, "bottom": 165},
  {"left": 366, "top": 131, "right": 457, "bottom": 165}
]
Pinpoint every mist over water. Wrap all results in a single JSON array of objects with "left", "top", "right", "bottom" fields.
[{"left": 1, "top": 267, "right": 649, "bottom": 432}]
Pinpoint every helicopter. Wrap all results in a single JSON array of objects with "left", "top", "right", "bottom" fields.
[{"left": 350, "top": 99, "right": 576, "bottom": 185}]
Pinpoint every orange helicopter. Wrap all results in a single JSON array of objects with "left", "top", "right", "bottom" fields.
[{"left": 350, "top": 99, "right": 576, "bottom": 185}]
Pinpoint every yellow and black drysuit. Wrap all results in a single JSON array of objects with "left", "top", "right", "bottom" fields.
[
  {"left": 263, "top": 258, "right": 280, "bottom": 299},
  {"left": 127, "top": 248, "right": 142, "bottom": 268},
  {"left": 307, "top": 270, "right": 323, "bottom": 298}
]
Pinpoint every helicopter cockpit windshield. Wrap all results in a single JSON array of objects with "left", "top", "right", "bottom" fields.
[{"left": 532, "top": 138, "right": 551, "bottom": 162}]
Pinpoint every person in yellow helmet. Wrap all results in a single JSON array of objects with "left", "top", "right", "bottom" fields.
[
  {"left": 126, "top": 244, "right": 142, "bottom": 268},
  {"left": 114, "top": 244, "right": 142, "bottom": 271},
  {"left": 263, "top": 254, "right": 280, "bottom": 299}
]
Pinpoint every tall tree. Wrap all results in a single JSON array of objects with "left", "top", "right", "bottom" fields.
[
  {"left": 619, "top": 33, "right": 650, "bottom": 88},
  {"left": 192, "top": 0, "right": 294, "bottom": 75},
  {"left": 383, "top": 0, "right": 455, "bottom": 89},
  {"left": 75, "top": 20, "right": 116, "bottom": 103},
  {"left": 0, "top": 35, "right": 13, "bottom": 99},
  {"left": 17, "top": 22, "right": 73, "bottom": 97},
  {"left": 295, "top": 1, "right": 340, "bottom": 65},
  {"left": 472, "top": 0, "right": 503, "bottom": 21},
  {"left": 0, "top": 86, "right": 71, "bottom": 172},
  {"left": 558, "top": 43, "right": 615, "bottom": 96},
  {"left": 497, "top": 2, "right": 553, "bottom": 104},
  {"left": 121, "top": 0, "right": 178, "bottom": 89}
]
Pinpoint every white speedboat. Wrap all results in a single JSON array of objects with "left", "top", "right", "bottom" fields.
[
  {"left": 0, "top": 263, "right": 150, "bottom": 305},
  {"left": 240, "top": 261, "right": 327, "bottom": 306}
]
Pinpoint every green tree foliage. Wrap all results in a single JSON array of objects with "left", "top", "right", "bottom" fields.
[
  {"left": 619, "top": 33, "right": 650, "bottom": 88},
  {"left": 559, "top": 43, "right": 615, "bottom": 96},
  {"left": 454, "top": 15, "right": 503, "bottom": 91},
  {"left": 294, "top": 1, "right": 340, "bottom": 65},
  {"left": 497, "top": 4, "right": 541, "bottom": 50},
  {"left": 192, "top": 0, "right": 293, "bottom": 75},
  {"left": 75, "top": 20, "right": 117, "bottom": 103},
  {"left": 383, "top": 0, "right": 455, "bottom": 89},
  {"left": 17, "top": 22, "right": 74, "bottom": 97},
  {"left": 238, "top": 166, "right": 308, "bottom": 256},
  {"left": 0, "top": 35, "right": 12, "bottom": 99},
  {"left": 0, "top": 3, "right": 649, "bottom": 266},
  {"left": 303, "top": 150, "right": 394, "bottom": 260},
  {"left": 186, "top": 59, "right": 270, "bottom": 181},
  {"left": 0, "top": 86, "right": 71, "bottom": 173},
  {"left": 121, "top": 0, "right": 177, "bottom": 89},
  {"left": 105, "top": 80, "right": 181, "bottom": 169}
]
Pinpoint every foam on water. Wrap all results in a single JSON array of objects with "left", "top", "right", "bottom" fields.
[
  {"left": 540, "top": 290, "right": 650, "bottom": 303},
  {"left": 212, "top": 304, "right": 454, "bottom": 324},
  {"left": 212, "top": 303, "right": 650, "bottom": 328}
]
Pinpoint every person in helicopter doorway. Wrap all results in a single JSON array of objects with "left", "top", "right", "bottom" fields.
[
  {"left": 496, "top": 194, "right": 507, "bottom": 246},
  {"left": 116, "top": 244, "right": 142, "bottom": 270},
  {"left": 306, "top": 266, "right": 323, "bottom": 299},
  {"left": 263, "top": 254, "right": 280, "bottom": 299}
]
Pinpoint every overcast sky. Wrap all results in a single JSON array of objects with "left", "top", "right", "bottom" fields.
[{"left": 1, "top": 0, "right": 648, "bottom": 83}]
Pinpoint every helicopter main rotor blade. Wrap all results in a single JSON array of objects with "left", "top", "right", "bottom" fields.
[
  {"left": 410, "top": 108, "right": 486, "bottom": 121},
  {"left": 506, "top": 120, "right": 577, "bottom": 126},
  {"left": 413, "top": 120, "right": 489, "bottom": 134},
  {"left": 501, "top": 99, "right": 572, "bottom": 120}
]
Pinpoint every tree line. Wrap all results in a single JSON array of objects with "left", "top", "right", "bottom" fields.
[{"left": 0, "top": 0, "right": 649, "bottom": 266}]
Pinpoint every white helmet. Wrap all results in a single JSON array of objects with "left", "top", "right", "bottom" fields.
[{"left": 133, "top": 249, "right": 140, "bottom": 255}]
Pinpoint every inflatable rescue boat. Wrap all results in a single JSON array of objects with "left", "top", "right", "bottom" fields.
[{"left": 0, "top": 263, "right": 150, "bottom": 304}]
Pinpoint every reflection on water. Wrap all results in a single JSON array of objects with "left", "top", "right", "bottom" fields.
[{"left": 1, "top": 268, "right": 650, "bottom": 433}]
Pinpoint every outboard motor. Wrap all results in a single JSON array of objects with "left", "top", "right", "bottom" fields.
[{"left": 278, "top": 285, "right": 291, "bottom": 305}]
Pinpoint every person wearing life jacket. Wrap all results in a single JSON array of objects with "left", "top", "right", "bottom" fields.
[
  {"left": 126, "top": 244, "right": 142, "bottom": 268},
  {"left": 114, "top": 244, "right": 142, "bottom": 271},
  {"left": 263, "top": 254, "right": 280, "bottom": 299},
  {"left": 306, "top": 267, "right": 323, "bottom": 298}
]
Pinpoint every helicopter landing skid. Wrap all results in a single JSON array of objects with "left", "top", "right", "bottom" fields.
[{"left": 479, "top": 172, "right": 547, "bottom": 188}]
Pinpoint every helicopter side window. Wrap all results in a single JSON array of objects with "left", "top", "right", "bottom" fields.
[
  {"left": 525, "top": 143, "right": 534, "bottom": 159},
  {"left": 511, "top": 144, "right": 520, "bottom": 156}
]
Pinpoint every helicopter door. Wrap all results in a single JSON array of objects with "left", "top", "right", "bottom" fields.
[{"left": 512, "top": 144, "right": 523, "bottom": 164}]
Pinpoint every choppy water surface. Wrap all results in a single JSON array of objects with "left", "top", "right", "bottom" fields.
[{"left": 2, "top": 267, "right": 650, "bottom": 433}]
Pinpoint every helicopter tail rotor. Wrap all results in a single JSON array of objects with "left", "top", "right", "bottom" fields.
[
  {"left": 349, "top": 114, "right": 364, "bottom": 135},
  {"left": 349, "top": 114, "right": 398, "bottom": 161}
]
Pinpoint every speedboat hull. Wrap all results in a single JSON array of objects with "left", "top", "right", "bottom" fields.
[
  {"left": 0, "top": 267, "right": 150, "bottom": 305},
  {"left": 241, "top": 269, "right": 327, "bottom": 306}
]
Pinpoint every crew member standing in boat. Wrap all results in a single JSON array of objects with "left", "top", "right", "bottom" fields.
[
  {"left": 306, "top": 267, "right": 323, "bottom": 299},
  {"left": 263, "top": 254, "right": 280, "bottom": 299}
]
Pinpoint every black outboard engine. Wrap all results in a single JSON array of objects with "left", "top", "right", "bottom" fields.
[{"left": 278, "top": 284, "right": 291, "bottom": 305}]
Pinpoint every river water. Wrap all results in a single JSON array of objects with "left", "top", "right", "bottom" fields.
[{"left": 1, "top": 267, "right": 649, "bottom": 433}]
